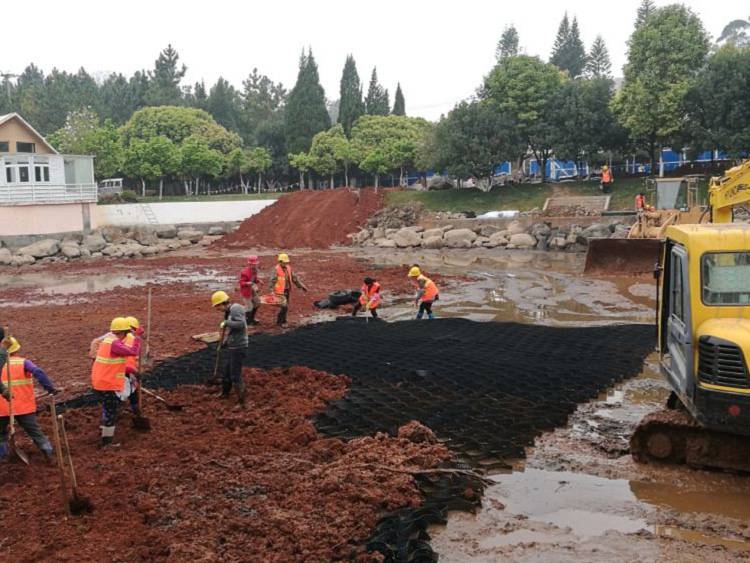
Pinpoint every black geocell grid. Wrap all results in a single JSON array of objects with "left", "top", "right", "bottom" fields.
[{"left": 61, "top": 319, "right": 654, "bottom": 562}]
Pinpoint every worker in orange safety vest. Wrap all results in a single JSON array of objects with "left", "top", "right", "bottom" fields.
[
  {"left": 600, "top": 165, "right": 614, "bottom": 193},
  {"left": 91, "top": 317, "right": 141, "bottom": 447},
  {"left": 352, "top": 277, "right": 381, "bottom": 319},
  {"left": 268, "top": 253, "right": 308, "bottom": 326},
  {"left": 0, "top": 337, "right": 60, "bottom": 463},
  {"left": 408, "top": 266, "right": 439, "bottom": 320}
]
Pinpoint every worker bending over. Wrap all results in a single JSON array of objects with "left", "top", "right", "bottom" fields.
[
  {"left": 0, "top": 337, "right": 59, "bottom": 462},
  {"left": 211, "top": 291, "right": 248, "bottom": 407},
  {"left": 352, "top": 277, "right": 381, "bottom": 319},
  {"left": 408, "top": 266, "right": 439, "bottom": 320},
  {"left": 269, "top": 253, "right": 308, "bottom": 326},
  {"left": 91, "top": 317, "right": 141, "bottom": 447},
  {"left": 600, "top": 165, "right": 614, "bottom": 193},
  {"left": 239, "top": 255, "right": 261, "bottom": 326}
]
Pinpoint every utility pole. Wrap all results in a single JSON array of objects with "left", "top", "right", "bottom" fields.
[{"left": 0, "top": 72, "right": 19, "bottom": 106}]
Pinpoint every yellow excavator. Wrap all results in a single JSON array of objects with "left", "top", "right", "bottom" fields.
[{"left": 630, "top": 160, "right": 750, "bottom": 471}]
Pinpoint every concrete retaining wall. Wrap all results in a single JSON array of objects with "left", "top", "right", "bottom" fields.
[{"left": 93, "top": 200, "right": 275, "bottom": 227}]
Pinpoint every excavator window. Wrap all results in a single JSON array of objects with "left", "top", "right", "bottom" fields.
[{"left": 702, "top": 252, "right": 750, "bottom": 305}]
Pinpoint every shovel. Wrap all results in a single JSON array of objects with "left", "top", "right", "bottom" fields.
[
  {"left": 49, "top": 399, "right": 71, "bottom": 515},
  {"left": 208, "top": 328, "right": 225, "bottom": 385},
  {"left": 142, "top": 387, "right": 183, "bottom": 411},
  {"left": 6, "top": 378, "right": 29, "bottom": 465},
  {"left": 59, "top": 414, "right": 93, "bottom": 515},
  {"left": 132, "top": 291, "right": 152, "bottom": 431}
]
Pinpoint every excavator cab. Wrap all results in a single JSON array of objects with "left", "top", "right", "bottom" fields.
[{"left": 632, "top": 223, "right": 750, "bottom": 470}]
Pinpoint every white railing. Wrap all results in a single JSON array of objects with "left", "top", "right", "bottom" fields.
[{"left": 0, "top": 183, "right": 98, "bottom": 205}]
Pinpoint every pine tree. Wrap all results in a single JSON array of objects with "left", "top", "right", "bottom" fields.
[
  {"left": 365, "top": 68, "right": 389, "bottom": 115},
  {"left": 636, "top": 0, "right": 656, "bottom": 26},
  {"left": 392, "top": 83, "right": 405, "bottom": 115},
  {"left": 585, "top": 36, "right": 612, "bottom": 78},
  {"left": 206, "top": 77, "right": 240, "bottom": 132},
  {"left": 550, "top": 14, "right": 586, "bottom": 78},
  {"left": 193, "top": 81, "right": 208, "bottom": 108},
  {"left": 496, "top": 25, "right": 520, "bottom": 60},
  {"left": 146, "top": 44, "right": 186, "bottom": 106},
  {"left": 284, "top": 49, "right": 331, "bottom": 155},
  {"left": 338, "top": 55, "right": 364, "bottom": 136}
]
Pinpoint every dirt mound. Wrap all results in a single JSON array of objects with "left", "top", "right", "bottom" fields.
[
  {"left": 4, "top": 366, "right": 451, "bottom": 561},
  {"left": 217, "top": 188, "right": 385, "bottom": 250}
]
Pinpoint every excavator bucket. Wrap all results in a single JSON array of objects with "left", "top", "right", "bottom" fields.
[{"left": 583, "top": 238, "right": 662, "bottom": 276}]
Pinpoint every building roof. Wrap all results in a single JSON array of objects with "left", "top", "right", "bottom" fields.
[{"left": 0, "top": 113, "right": 59, "bottom": 154}]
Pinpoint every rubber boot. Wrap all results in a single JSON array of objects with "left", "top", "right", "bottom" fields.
[
  {"left": 428, "top": 312, "right": 435, "bottom": 320},
  {"left": 216, "top": 380, "right": 231, "bottom": 398},
  {"left": 277, "top": 307, "right": 288, "bottom": 326},
  {"left": 42, "top": 447, "right": 55, "bottom": 466},
  {"left": 234, "top": 382, "right": 247, "bottom": 410},
  {"left": 247, "top": 308, "right": 260, "bottom": 326}
]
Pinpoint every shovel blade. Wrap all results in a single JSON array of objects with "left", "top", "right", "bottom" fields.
[{"left": 10, "top": 440, "right": 29, "bottom": 465}]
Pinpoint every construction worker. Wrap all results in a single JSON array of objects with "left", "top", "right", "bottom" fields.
[
  {"left": 600, "top": 165, "right": 614, "bottom": 193},
  {"left": 0, "top": 327, "right": 10, "bottom": 401},
  {"left": 124, "top": 316, "right": 145, "bottom": 417},
  {"left": 352, "top": 277, "right": 381, "bottom": 319},
  {"left": 211, "top": 290, "right": 248, "bottom": 407},
  {"left": 91, "top": 317, "right": 141, "bottom": 447},
  {"left": 408, "top": 266, "right": 439, "bottom": 320},
  {"left": 269, "top": 253, "right": 308, "bottom": 326},
  {"left": 0, "top": 337, "right": 59, "bottom": 463},
  {"left": 239, "top": 255, "right": 261, "bottom": 326}
]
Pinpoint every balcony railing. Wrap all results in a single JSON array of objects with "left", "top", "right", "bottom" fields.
[{"left": 0, "top": 183, "right": 98, "bottom": 205}]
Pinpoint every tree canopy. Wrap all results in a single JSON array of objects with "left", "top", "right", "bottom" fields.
[
  {"left": 365, "top": 68, "right": 390, "bottom": 116},
  {"left": 338, "top": 55, "right": 365, "bottom": 136},
  {"left": 284, "top": 49, "right": 331, "bottom": 154},
  {"left": 550, "top": 14, "right": 586, "bottom": 77},
  {"left": 496, "top": 25, "right": 520, "bottom": 61}
]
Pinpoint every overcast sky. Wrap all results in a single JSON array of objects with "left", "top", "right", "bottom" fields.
[{"left": 2, "top": 1, "right": 745, "bottom": 120}]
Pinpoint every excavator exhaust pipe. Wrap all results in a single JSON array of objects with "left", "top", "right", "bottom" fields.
[{"left": 583, "top": 238, "right": 662, "bottom": 276}]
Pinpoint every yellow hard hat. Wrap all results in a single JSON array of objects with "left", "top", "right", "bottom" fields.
[
  {"left": 125, "top": 316, "right": 139, "bottom": 329},
  {"left": 278, "top": 253, "right": 290, "bottom": 263},
  {"left": 6, "top": 337, "right": 20, "bottom": 354},
  {"left": 602, "top": 165, "right": 609, "bottom": 171},
  {"left": 408, "top": 266, "right": 421, "bottom": 278},
  {"left": 110, "top": 317, "right": 131, "bottom": 332},
  {"left": 211, "top": 290, "right": 230, "bottom": 307}
]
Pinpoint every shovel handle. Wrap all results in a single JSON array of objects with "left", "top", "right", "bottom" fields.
[
  {"left": 59, "top": 415, "right": 78, "bottom": 491},
  {"left": 49, "top": 400, "right": 71, "bottom": 516}
]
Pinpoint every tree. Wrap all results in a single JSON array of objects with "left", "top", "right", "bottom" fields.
[
  {"left": 613, "top": 5, "right": 710, "bottom": 170},
  {"left": 178, "top": 136, "right": 224, "bottom": 195},
  {"left": 636, "top": 0, "right": 656, "bottom": 26},
  {"left": 146, "top": 44, "right": 186, "bottom": 106},
  {"left": 550, "top": 14, "right": 586, "bottom": 78},
  {"left": 240, "top": 68, "right": 286, "bottom": 144},
  {"left": 123, "top": 136, "right": 179, "bottom": 197},
  {"left": 48, "top": 108, "right": 125, "bottom": 180},
  {"left": 496, "top": 25, "right": 520, "bottom": 61},
  {"left": 365, "top": 68, "right": 389, "bottom": 116},
  {"left": 226, "top": 147, "right": 250, "bottom": 192},
  {"left": 100, "top": 73, "right": 144, "bottom": 124},
  {"left": 246, "top": 147, "right": 273, "bottom": 192},
  {"left": 191, "top": 81, "right": 208, "bottom": 109},
  {"left": 338, "top": 55, "right": 365, "bottom": 136},
  {"left": 288, "top": 152, "right": 313, "bottom": 188},
  {"left": 717, "top": 17, "right": 750, "bottom": 48},
  {"left": 284, "top": 49, "right": 330, "bottom": 155},
  {"left": 484, "top": 55, "right": 565, "bottom": 180},
  {"left": 392, "top": 83, "right": 406, "bottom": 116},
  {"left": 309, "top": 128, "right": 341, "bottom": 188},
  {"left": 585, "top": 36, "right": 612, "bottom": 78},
  {"left": 685, "top": 45, "right": 750, "bottom": 158},
  {"left": 206, "top": 77, "right": 241, "bottom": 133}
]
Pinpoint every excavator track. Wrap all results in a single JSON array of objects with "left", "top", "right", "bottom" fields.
[{"left": 631, "top": 408, "right": 750, "bottom": 473}]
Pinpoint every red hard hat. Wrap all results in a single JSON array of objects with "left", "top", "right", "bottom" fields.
[{"left": 247, "top": 255, "right": 259, "bottom": 265}]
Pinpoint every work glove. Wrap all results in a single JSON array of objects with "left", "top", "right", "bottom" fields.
[
  {"left": 134, "top": 327, "right": 145, "bottom": 337},
  {"left": 220, "top": 321, "right": 226, "bottom": 329},
  {"left": 47, "top": 388, "right": 60, "bottom": 396},
  {"left": 1, "top": 389, "right": 10, "bottom": 401}
]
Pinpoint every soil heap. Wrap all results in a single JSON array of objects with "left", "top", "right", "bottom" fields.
[{"left": 217, "top": 188, "right": 384, "bottom": 250}]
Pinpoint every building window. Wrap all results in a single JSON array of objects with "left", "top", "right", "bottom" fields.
[
  {"left": 0, "top": 141, "right": 8, "bottom": 152},
  {"left": 34, "top": 165, "right": 50, "bottom": 183},
  {"left": 18, "top": 166, "right": 29, "bottom": 182},
  {"left": 16, "top": 142, "right": 36, "bottom": 153},
  {"left": 5, "top": 166, "right": 13, "bottom": 183}
]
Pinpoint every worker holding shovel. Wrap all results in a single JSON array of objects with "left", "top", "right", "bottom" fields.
[
  {"left": 352, "top": 277, "right": 381, "bottom": 320},
  {"left": 0, "top": 336, "right": 60, "bottom": 463},
  {"left": 408, "top": 266, "right": 440, "bottom": 320},
  {"left": 211, "top": 291, "right": 248, "bottom": 408}
]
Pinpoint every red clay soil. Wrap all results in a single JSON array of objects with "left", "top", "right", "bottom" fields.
[
  {"left": 0, "top": 251, "right": 421, "bottom": 401},
  {"left": 216, "top": 188, "right": 384, "bottom": 250},
  {"left": 2, "top": 366, "right": 451, "bottom": 562}
]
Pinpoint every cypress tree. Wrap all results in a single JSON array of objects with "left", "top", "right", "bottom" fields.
[
  {"left": 585, "top": 36, "right": 612, "bottom": 78},
  {"left": 550, "top": 14, "right": 586, "bottom": 78},
  {"left": 392, "top": 83, "right": 405, "bottom": 115},
  {"left": 365, "top": 67, "right": 389, "bottom": 115},
  {"left": 338, "top": 55, "right": 364, "bottom": 136},
  {"left": 284, "top": 49, "right": 331, "bottom": 154},
  {"left": 496, "top": 25, "right": 520, "bottom": 61}
]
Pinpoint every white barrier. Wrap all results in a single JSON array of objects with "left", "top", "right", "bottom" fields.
[{"left": 93, "top": 200, "right": 276, "bottom": 227}]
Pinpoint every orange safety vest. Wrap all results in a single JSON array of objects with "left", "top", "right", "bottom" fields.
[
  {"left": 418, "top": 275, "right": 439, "bottom": 302},
  {"left": 91, "top": 335, "right": 128, "bottom": 392},
  {"left": 0, "top": 357, "right": 35, "bottom": 416},
  {"left": 359, "top": 282, "right": 381, "bottom": 309},
  {"left": 273, "top": 264, "right": 292, "bottom": 295},
  {"left": 124, "top": 332, "right": 139, "bottom": 373},
  {"left": 602, "top": 169, "right": 613, "bottom": 183},
  {"left": 635, "top": 194, "right": 645, "bottom": 210}
]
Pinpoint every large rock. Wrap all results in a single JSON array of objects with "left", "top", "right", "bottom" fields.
[
  {"left": 0, "top": 248, "right": 11, "bottom": 265},
  {"left": 375, "top": 238, "right": 397, "bottom": 248},
  {"left": 479, "top": 225, "right": 501, "bottom": 237},
  {"left": 11, "top": 254, "right": 35, "bottom": 266},
  {"left": 101, "top": 245, "right": 123, "bottom": 257},
  {"left": 422, "top": 235, "right": 444, "bottom": 249},
  {"left": 131, "top": 226, "right": 159, "bottom": 246},
  {"left": 507, "top": 221, "right": 526, "bottom": 235},
  {"left": 372, "top": 227, "right": 386, "bottom": 240},
  {"left": 99, "top": 226, "right": 126, "bottom": 243},
  {"left": 443, "top": 228, "right": 477, "bottom": 248},
  {"left": 532, "top": 223, "right": 551, "bottom": 237},
  {"left": 17, "top": 239, "right": 60, "bottom": 258},
  {"left": 473, "top": 236, "right": 490, "bottom": 247},
  {"left": 62, "top": 232, "right": 83, "bottom": 244},
  {"left": 508, "top": 233, "right": 537, "bottom": 248},
  {"left": 392, "top": 228, "right": 423, "bottom": 248},
  {"left": 549, "top": 236, "right": 569, "bottom": 250},
  {"left": 208, "top": 225, "right": 226, "bottom": 236},
  {"left": 82, "top": 233, "right": 107, "bottom": 252},
  {"left": 154, "top": 225, "right": 178, "bottom": 239},
  {"left": 80, "top": 247, "right": 92, "bottom": 258},
  {"left": 177, "top": 229, "right": 204, "bottom": 243},
  {"left": 422, "top": 228, "right": 444, "bottom": 239},
  {"left": 165, "top": 240, "right": 182, "bottom": 251},
  {"left": 60, "top": 243, "right": 81, "bottom": 259},
  {"left": 484, "top": 232, "right": 510, "bottom": 248},
  {"left": 581, "top": 223, "right": 612, "bottom": 239},
  {"left": 140, "top": 245, "right": 159, "bottom": 255}
]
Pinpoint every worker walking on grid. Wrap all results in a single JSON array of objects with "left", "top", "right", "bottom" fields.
[
  {"left": 239, "top": 255, "right": 261, "bottom": 326},
  {"left": 0, "top": 337, "right": 60, "bottom": 463},
  {"left": 408, "top": 266, "right": 439, "bottom": 320},
  {"left": 211, "top": 290, "right": 248, "bottom": 408},
  {"left": 91, "top": 317, "right": 141, "bottom": 447},
  {"left": 352, "top": 277, "right": 381, "bottom": 320},
  {"left": 269, "top": 253, "right": 308, "bottom": 326}
]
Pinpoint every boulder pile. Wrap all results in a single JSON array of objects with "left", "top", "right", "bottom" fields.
[
  {"left": 351, "top": 220, "right": 632, "bottom": 252},
  {"left": 0, "top": 223, "right": 238, "bottom": 267}
]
